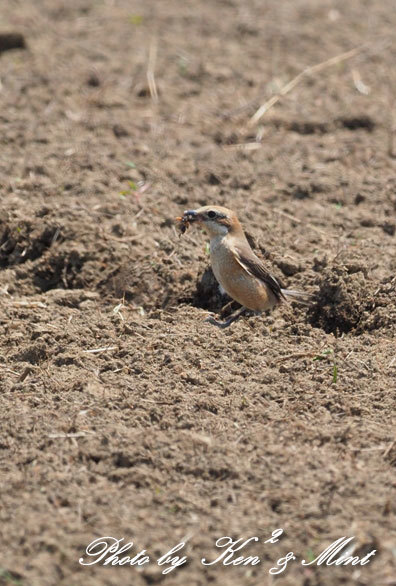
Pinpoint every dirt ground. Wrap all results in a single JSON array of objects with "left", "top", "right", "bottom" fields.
[{"left": 0, "top": 0, "right": 395, "bottom": 585}]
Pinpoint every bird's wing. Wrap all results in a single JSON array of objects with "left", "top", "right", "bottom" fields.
[{"left": 233, "top": 245, "right": 285, "bottom": 302}]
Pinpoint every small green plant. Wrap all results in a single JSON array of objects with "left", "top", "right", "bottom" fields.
[
  {"left": 240, "top": 396, "right": 249, "bottom": 408},
  {"left": 313, "top": 349, "right": 333, "bottom": 361},
  {"left": 177, "top": 56, "right": 189, "bottom": 76},
  {"left": 0, "top": 568, "right": 23, "bottom": 585},
  {"left": 129, "top": 15, "right": 143, "bottom": 25},
  {"left": 313, "top": 349, "right": 338, "bottom": 383},
  {"left": 119, "top": 180, "right": 138, "bottom": 198},
  {"left": 332, "top": 363, "right": 338, "bottom": 383},
  {"left": 304, "top": 549, "right": 316, "bottom": 563}
]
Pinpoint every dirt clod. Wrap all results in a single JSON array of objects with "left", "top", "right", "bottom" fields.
[
  {"left": 0, "top": 32, "right": 26, "bottom": 53},
  {"left": 308, "top": 265, "right": 367, "bottom": 334},
  {"left": 0, "top": 1, "right": 395, "bottom": 586}
]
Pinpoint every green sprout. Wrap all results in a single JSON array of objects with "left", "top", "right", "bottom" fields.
[
  {"left": 304, "top": 549, "right": 316, "bottom": 563},
  {"left": 0, "top": 568, "right": 23, "bottom": 585},
  {"left": 313, "top": 349, "right": 333, "bottom": 361},
  {"left": 119, "top": 180, "right": 138, "bottom": 199},
  {"left": 332, "top": 363, "right": 338, "bottom": 384},
  {"left": 129, "top": 15, "right": 143, "bottom": 25},
  {"left": 177, "top": 56, "right": 189, "bottom": 76}
]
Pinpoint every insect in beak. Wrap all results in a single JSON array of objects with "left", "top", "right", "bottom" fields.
[{"left": 175, "top": 210, "right": 198, "bottom": 235}]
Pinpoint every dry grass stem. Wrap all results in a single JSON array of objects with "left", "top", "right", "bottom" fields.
[
  {"left": 249, "top": 46, "right": 365, "bottom": 126},
  {"left": 147, "top": 38, "right": 159, "bottom": 103},
  {"left": 83, "top": 346, "right": 117, "bottom": 353},
  {"left": 273, "top": 207, "right": 337, "bottom": 238}
]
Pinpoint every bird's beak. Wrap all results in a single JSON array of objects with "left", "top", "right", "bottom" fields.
[
  {"left": 183, "top": 209, "right": 201, "bottom": 223},
  {"left": 175, "top": 209, "right": 202, "bottom": 235}
]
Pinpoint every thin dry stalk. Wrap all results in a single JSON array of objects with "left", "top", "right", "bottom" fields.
[
  {"left": 382, "top": 439, "right": 395, "bottom": 459},
  {"left": 249, "top": 46, "right": 365, "bottom": 126},
  {"left": 273, "top": 207, "right": 336, "bottom": 238},
  {"left": 223, "top": 142, "right": 262, "bottom": 151},
  {"left": 388, "top": 356, "right": 396, "bottom": 368},
  {"left": 147, "top": 38, "right": 159, "bottom": 103},
  {"left": 47, "top": 431, "right": 96, "bottom": 439},
  {"left": 83, "top": 346, "right": 117, "bottom": 354}
]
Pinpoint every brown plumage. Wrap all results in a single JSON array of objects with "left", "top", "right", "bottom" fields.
[{"left": 177, "top": 205, "right": 309, "bottom": 327}]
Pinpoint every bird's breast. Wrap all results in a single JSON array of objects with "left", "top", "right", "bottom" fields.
[{"left": 210, "top": 239, "right": 278, "bottom": 311}]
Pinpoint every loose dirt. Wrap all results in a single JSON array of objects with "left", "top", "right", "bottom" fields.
[{"left": 0, "top": 1, "right": 395, "bottom": 585}]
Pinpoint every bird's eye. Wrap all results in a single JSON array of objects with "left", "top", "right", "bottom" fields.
[{"left": 207, "top": 210, "right": 217, "bottom": 219}]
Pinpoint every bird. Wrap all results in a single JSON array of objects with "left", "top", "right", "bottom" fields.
[{"left": 178, "top": 205, "right": 309, "bottom": 328}]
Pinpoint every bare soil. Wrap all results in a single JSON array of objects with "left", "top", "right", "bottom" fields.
[{"left": 0, "top": 1, "right": 395, "bottom": 585}]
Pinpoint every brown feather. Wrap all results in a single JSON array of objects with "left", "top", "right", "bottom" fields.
[{"left": 233, "top": 246, "right": 285, "bottom": 303}]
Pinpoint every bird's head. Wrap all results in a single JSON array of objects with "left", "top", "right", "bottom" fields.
[{"left": 180, "top": 205, "right": 242, "bottom": 238}]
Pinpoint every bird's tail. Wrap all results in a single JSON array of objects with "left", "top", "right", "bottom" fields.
[{"left": 281, "top": 289, "right": 312, "bottom": 306}]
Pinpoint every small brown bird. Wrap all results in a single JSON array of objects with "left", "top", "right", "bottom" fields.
[{"left": 178, "top": 205, "right": 309, "bottom": 327}]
